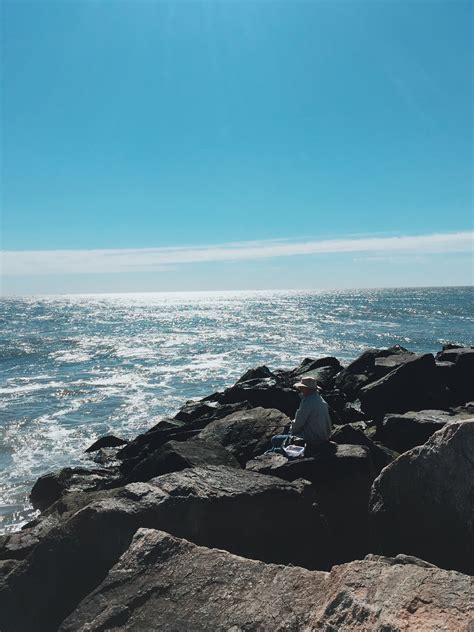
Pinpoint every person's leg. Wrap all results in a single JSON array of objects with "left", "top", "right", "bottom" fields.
[{"left": 271, "top": 434, "right": 290, "bottom": 449}]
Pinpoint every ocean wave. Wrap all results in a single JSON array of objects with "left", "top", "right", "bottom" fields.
[{"left": 1, "top": 287, "right": 473, "bottom": 535}]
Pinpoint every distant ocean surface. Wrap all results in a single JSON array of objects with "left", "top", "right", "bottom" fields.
[{"left": 1, "top": 287, "right": 473, "bottom": 534}]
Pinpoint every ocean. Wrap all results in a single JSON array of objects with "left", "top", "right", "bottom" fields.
[{"left": 1, "top": 286, "right": 472, "bottom": 534}]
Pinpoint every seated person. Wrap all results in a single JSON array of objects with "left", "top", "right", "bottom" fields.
[{"left": 271, "top": 376, "right": 333, "bottom": 453}]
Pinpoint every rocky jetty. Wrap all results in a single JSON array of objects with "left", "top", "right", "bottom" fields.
[{"left": 0, "top": 343, "right": 473, "bottom": 631}]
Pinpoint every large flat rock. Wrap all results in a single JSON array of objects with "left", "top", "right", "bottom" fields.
[
  {"left": 0, "top": 466, "right": 329, "bottom": 632},
  {"left": 370, "top": 420, "right": 474, "bottom": 574},
  {"left": 60, "top": 528, "right": 473, "bottom": 632}
]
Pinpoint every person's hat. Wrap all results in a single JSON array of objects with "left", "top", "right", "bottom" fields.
[{"left": 293, "top": 376, "right": 321, "bottom": 391}]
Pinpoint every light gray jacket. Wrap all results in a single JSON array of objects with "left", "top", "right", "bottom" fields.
[{"left": 292, "top": 392, "right": 332, "bottom": 442}]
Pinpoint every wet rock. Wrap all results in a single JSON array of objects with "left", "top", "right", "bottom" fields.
[
  {"left": 331, "top": 423, "right": 395, "bottom": 472},
  {"left": 60, "top": 529, "right": 473, "bottom": 632},
  {"left": 370, "top": 420, "right": 474, "bottom": 574},
  {"left": 379, "top": 409, "right": 468, "bottom": 453},
  {"left": 84, "top": 435, "right": 128, "bottom": 453},
  {"left": 125, "top": 437, "right": 240, "bottom": 482},
  {"left": 30, "top": 466, "right": 121, "bottom": 512},
  {"left": 199, "top": 406, "right": 290, "bottom": 465},
  {"left": 359, "top": 353, "right": 447, "bottom": 418},
  {"left": 0, "top": 466, "right": 329, "bottom": 631}
]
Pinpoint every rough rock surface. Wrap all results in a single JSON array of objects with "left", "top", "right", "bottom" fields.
[
  {"left": 379, "top": 408, "right": 471, "bottom": 453},
  {"left": 0, "top": 466, "right": 329, "bottom": 631},
  {"left": 360, "top": 353, "right": 446, "bottom": 418},
  {"left": 331, "top": 423, "right": 395, "bottom": 472},
  {"left": 335, "top": 345, "right": 412, "bottom": 399},
  {"left": 117, "top": 400, "right": 252, "bottom": 465},
  {"left": 29, "top": 466, "right": 121, "bottom": 512},
  {"left": 215, "top": 377, "right": 300, "bottom": 418},
  {"left": 60, "top": 529, "right": 474, "bottom": 632},
  {"left": 370, "top": 420, "right": 474, "bottom": 574},
  {"left": 84, "top": 435, "right": 128, "bottom": 453},
  {"left": 199, "top": 406, "right": 290, "bottom": 465},
  {"left": 125, "top": 437, "right": 240, "bottom": 482},
  {"left": 437, "top": 346, "right": 474, "bottom": 403},
  {"left": 247, "top": 444, "right": 375, "bottom": 563}
]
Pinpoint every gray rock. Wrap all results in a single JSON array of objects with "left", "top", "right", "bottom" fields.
[
  {"left": 380, "top": 408, "right": 470, "bottom": 453},
  {"left": 335, "top": 345, "right": 412, "bottom": 399},
  {"left": 118, "top": 400, "right": 252, "bottom": 465},
  {"left": 331, "top": 423, "right": 395, "bottom": 472},
  {"left": 360, "top": 353, "right": 447, "bottom": 418},
  {"left": 84, "top": 435, "right": 127, "bottom": 453},
  {"left": 216, "top": 378, "right": 301, "bottom": 418},
  {"left": 437, "top": 346, "right": 474, "bottom": 404},
  {"left": 235, "top": 364, "right": 274, "bottom": 383},
  {"left": 247, "top": 444, "right": 375, "bottom": 563},
  {"left": 0, "top": 466, "right": 329, "bottom": 631},
  {"left": 29, "top": 466, "right": 121, "bottom": 512},
  {"left": 125, "top": 437, "right": 240, "bottom": 482},
  {"left": 60, "top": 528, "right": 473, "bottom": 632},
  {"left": 199, "top": 406, "right": 290, "bottom": 465},
  {"left": 370, "top": 420, "right": 474, "bottom": 574}
]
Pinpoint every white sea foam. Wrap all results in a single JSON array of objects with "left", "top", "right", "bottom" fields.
[{"left": 1, "top": 287, "right": 473, "bottom": 534}]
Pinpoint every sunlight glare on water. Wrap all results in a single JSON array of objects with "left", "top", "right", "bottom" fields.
[{"left": 0, "top": 287, "right": 472, "bottom": 533}]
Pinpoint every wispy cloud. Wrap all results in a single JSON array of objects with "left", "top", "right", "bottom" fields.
[{"left": 1, "top": 231, "right": 472, "bottom": 277}]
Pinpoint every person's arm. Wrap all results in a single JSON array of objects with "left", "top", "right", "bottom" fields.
[{"left": 291, "top": 399, "right": 310, "bottom": 436}]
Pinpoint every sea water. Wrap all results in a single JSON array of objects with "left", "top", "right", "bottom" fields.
[{"left": 1, "top": 287, "right": 472, "bottom": 533}]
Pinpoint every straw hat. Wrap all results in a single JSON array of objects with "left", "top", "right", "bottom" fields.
[{"left": 293, "top": 376, "right": 321, "bottom": 391}]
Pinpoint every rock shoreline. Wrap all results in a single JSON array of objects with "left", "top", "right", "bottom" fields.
[{"left": 0, "top": 343, "right": 473, "bottom": 631}]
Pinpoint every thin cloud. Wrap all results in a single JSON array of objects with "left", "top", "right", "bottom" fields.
[{"left": 1, "top": 231, "right": 472, "bottom": 277}]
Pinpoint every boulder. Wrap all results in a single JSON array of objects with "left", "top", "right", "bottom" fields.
[
  {"left": 235, "top": 365, "right": 274, "bottom": 383},
  {"left": 341, "top": 399, "right": 369, "bottom": 423},
  {"left": 117, "top": 400, "right": 252, "bottom": 464},
  {"left": 60, "top": 529, "right": 473, "bottom": 632},
  {"left": 216, "top": 377, "right": 301, "bottom": 418},
  {"left": 370, "top": 420, "right": 474, "bottom": 574},
  {"left": 378, "top": 409, "right": 470, "bottom": 453},
  {"left": 0, "top": 466, "right": 329, "bottom": 631},
  {"left": 331, "top": 423, "right": 395, "bottom": 472},
  {"left": 247, "top": 444, "right": 375, "bottom": 563},
  {"left": 29, "top": 466, "right": 121, "bottom": 512},
  {"left": 285, "top": 356, "right": 342, "bottom": 379},
  {"left": 335, "top": 346, "right": 412, "bottom": 399},
  {"left": 125, "top": 437, "right": 240, "bottom": 482},
  {"left": 359, "top": 353, "right": 447, "bottom": 418},
  {"left": 84, "top": 435, "right": 127, "bottom": 453},
  {"left": 437, "top": 346, "right": 474, "bottom": 404},
  {"left": 199, "top": 406, "right": 290, "bottom": 465},
  {"left": 293, "top": 365, "right": 340, "bottom": 391}
]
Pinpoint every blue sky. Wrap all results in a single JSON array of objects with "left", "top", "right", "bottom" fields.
[{"left": 1, "top": 0, "right": 472, "bottom": 293}]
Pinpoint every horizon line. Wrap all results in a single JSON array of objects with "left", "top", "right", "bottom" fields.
[{"left": 1, "top": 284, "right": 472, "bottom": 298}]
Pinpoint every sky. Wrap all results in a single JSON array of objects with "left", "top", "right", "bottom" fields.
[{"left": 1, "top": 0, "right": 472, "bottom": 294}]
